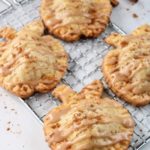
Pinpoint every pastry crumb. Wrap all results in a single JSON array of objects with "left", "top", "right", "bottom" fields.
[
  {"left": 111, "top": 0, "right": 119, "bottom": 7},
  {"left": 129, "top": 0, "right": 138, "bottom": 4},
  {"left": 6, "top": 127, "right": 10, "bottom": 131},
  {"left": 132, "top": 13, "right": 138, "bottom": 18},
  {"left": 7, "top": 121, "right": 11, "bottom": 124}
]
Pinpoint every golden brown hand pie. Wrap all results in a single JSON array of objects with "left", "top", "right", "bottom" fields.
[
  {"left": 44, "top": 80, "right": 134, "bottom": 150},
  {"left": 102, "top": 24, "right": 150, "bottom": 106},
  {"left": 0, "top": 20, "right": 68, "bottom": 98},
  {"left": 40, "top": 0, "right": 118, "bottom": 42}
]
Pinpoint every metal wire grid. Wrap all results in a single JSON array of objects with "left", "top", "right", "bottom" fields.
[{"left": 0, "top": 1, "right": 150, "bottom": 149}]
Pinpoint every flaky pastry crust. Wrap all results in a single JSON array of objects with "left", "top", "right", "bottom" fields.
[
  {"left": 0, "top": 20, "right": 68, "bottom": 98},
  {"left": 44, "top": 80, "right": 134, "bottom": 150},
  {"left": 103, "top": 24, "right": 150, "bottom": 106}
]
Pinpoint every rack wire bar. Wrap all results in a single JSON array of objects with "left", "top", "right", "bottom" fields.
[
  {"left": 0, "top": 1, "right": 150, "bottom": 149},
  {"left": 0, "top": 1, "right": 12, "bottom": 15}
]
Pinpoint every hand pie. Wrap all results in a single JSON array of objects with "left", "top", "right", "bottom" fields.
[
  {"left": 103, "top": 24, "right": 150, "bottom": 106},
  {"left": 0, "top": 20, "right": 68, "bottom": 98},
  {"left": 44, "top": 80, "right": 134, "bottom": 150},
  {"left": 40, "top": 0, "right": 118, "bottom": 42}
]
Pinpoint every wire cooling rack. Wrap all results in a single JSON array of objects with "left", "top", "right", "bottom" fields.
[{"left": 0, "top": 0, "right": 150, "bottom": 149}]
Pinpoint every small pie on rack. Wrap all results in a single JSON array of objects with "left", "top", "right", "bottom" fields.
[
  {"left": 44, "top": 80, "right": 134, "bottom": 150},
  {"left": 0, "top": 20, "right": 68, "bottom": 98},
  {"left": 40, "top": 0, "right": 118, "bottom": 42},
  {"left": 103, "top": 24, "right": 150, "bottom": 106}
]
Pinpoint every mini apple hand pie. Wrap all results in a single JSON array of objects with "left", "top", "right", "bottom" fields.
[
  {"left": 44, "top": 80, "right": 134, "bottom": 150},
  {"left": 40, "top": 0, "right": 118, "bottom": 42},
  {"left": 103, "top": 24, "right": 150, "bottom": 106},
  {"left": 0, "top": 20, "right": 68, "bottom": 98}
]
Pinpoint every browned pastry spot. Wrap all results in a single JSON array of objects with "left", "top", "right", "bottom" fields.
[
  {"left": 0, "top": 20, "right": 68, "bottom": 98},
  {"left": 103, "top": 24, "right": 150, "bottom": 106},
  {"left": 44, "top": 80, "right": 134, "bottom": 150},
  {"left": 40, "top": 0, "right": 115, "bottom": 42}
]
